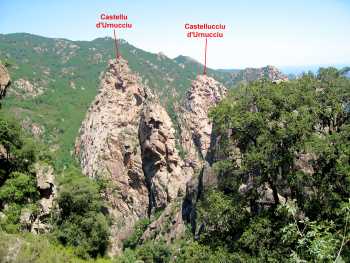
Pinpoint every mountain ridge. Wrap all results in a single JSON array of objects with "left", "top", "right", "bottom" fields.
[{"left": 0, "top": 32, "right": 287, "bottom": 168}]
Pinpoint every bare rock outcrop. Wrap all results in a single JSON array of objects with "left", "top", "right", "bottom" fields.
[
  {"left": 0, "top": 63, "right": 10, "bottom": 103},
  {"left": 139, "top": 102, "right": 192, "bottom": 212},
  {"left": 75, "top": 58, "right": 149, "bottom": 254},
  {"left": 34, "top": 162, "right": 56, "bottom": 234},
  {"left": 133, "top": 74, "right": 228, "bottom": 245},
  {"left": 142, "top": 75, "right": 227, "bottom": 240},
  {"left": 15, "top": 162, "right": 57, "bottom": 234},
  {"left": 180, "top": 75, "right": 227, "bottom": 166},
  {"left": 35, "top": 162, "right": 55, "bottom": 191}
]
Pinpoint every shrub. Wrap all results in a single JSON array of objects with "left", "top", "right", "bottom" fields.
[
  {"left": 136, "top": 241, "right": 171, "bottom": 263},
  {"left": 123, "top": 218, "right": 151, "bottom": 249}
]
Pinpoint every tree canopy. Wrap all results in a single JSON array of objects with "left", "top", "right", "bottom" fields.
[{"left": 201, "top": 68, "right": 350, "bottom": 261}]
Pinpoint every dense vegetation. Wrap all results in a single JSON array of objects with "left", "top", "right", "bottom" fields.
[
  {"left": 0, "top": 112, "right": 42, "bottom": 233},
  {"left": 0, "top": 112, "right": 110, "bottom": 261},
  {"left": 195, "top": 68, "right": 350, "bottom": 262},
  {"left": 53, "top": 167, "right": 110, "bottom": 259}
]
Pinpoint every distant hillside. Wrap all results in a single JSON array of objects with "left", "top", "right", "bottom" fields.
[
  {"left": 229, "top": 65, "right": 288, "bottom": 84},
  {"left": 340, "top": 67, "right": 350, "bottom": 78}
]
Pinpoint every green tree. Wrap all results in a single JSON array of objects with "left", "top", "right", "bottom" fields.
[
  {"left": 197, "top": 190, "right": 247, "bottom": 249},
  {"left": 204, "top": 68, "right": 350, "bottom": 261},
  {"left": 0, "top": 114, "right": 37, "bottom": 183},
  {"left": 0, "top": 172, "right": 38, "bottom": 204},
  {"left": 53, "top": 167, "right": 110, "bottom": 259},
  {"left": 135, "top": 241, "right": 171, "bottom": 263}
]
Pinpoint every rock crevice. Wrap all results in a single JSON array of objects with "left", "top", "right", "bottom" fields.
[
  {"left": 139, "top": 102, "right": 191, "bottom": 215},
  {"left": 76, "top": 58, "right": 196, "bottom": 254},
  {"left": 75, "top": 58, "right": 230, "bottom": 253}
]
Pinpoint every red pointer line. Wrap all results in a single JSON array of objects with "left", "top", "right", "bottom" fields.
[
  {"left": 113, "top": 29, "right": 120, "bottom": 59},
  {"left": 203, "top": 37, "right": 208, "bottom": 75}
]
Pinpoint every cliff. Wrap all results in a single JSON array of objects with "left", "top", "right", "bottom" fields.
[{"left": 75, "top": 58, "right": 196, "bottom": 254}]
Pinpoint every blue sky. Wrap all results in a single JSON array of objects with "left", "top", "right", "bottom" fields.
[{"left": 1, "top": 0, "right": 349, "bottom": 69}]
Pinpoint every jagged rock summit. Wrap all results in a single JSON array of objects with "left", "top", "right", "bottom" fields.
[
  {"left": 75, "top": 57, "right": 229, "bottom": 254},
  {"left": 180, "top": 74, "right": 227, "bottom": 166},
  {"left": 75, "top": 57, "right": 194, "bottom": 254},
  {"left": 230, "top": 65, "right": 288, "bottom": 84},
  {"left": 75, "top": 58, "right": 149, "bottom": 254},
  {"left": 140, "top": 74, "right": 228, "bottom": 243}
]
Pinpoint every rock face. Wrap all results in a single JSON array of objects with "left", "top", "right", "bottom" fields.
[
  {"left": 139, "top": 102, "right": 191, "bottom": 212},
  {"left": 34, "top": 162, "right": 56, "bottom": 233},
  {"left": 35, "top": 162, "right": 55, "bottom": 191},
  {"left": 76, "top": 58, "right": 196, "bottom": 254},
  {"left": 75, "top": 58, "right": 149, "bottom": 254},
  {"left": 33, "top": 163, "right": 56, "bottom": 233},
  {"left": 180, "top": 75, "right": 227, "bottom": 165},
  {"left": 16, "top": 162, "right": 57, "bottom": 234},
  {"left": 0, "top": 63, "right": 9, "bottom": 154},
  {"left": 0, "top": 63, "right": 10, "bottom": 103},
  {"left": 141, "top": 75, "right": 228, "bottom": 242},
  {"left": 75, "top": 59, "right": 229, "bottom": 253}
]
